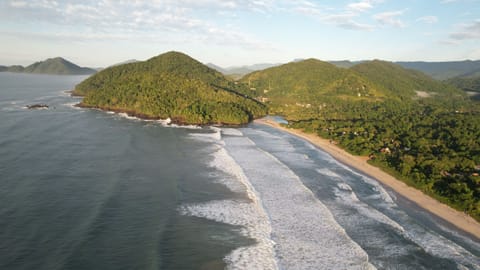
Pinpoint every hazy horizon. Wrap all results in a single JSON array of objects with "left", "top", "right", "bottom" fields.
[{"left": 1, "top": 0, "right": 479, "bottom": 67}]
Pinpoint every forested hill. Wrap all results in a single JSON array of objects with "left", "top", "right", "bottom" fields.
[
  {"left": 243, "top": 58, "right": 479, "bottom": 221},
  {"left": 242, "top": 59, "right": 384, "bottom": 104},
  {"left": 0, "top": 57, "right": 96, "bottom": 75},
  {"left": 350, "top": 60, "right": 461, "bottom": 98},
  {"left": 73, "top": 51, "right": 267, "bottom": 125},
  {"left": 446, "top": 73, "right": 480, "bottom": 93},
  {"left": 241, "top": 59, "right": 463, "bottom": 112}
]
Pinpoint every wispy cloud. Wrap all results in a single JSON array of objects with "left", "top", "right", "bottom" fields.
[
  {"left": 449, "top": 20, "right": 480, "bottom": 40},
  {"left": 288, "top": 0, "right": 378, "bottom": 31},
  {"left": 347, "top": 1, "right": 373, "bottom": 12},
  {"left": 323, "top": 13, "right": 374, "bottom": 30},
  {"left": 417, "top": 16, "right": 438, "bottom": 24},
  {"left": 2, "top": 0, "right": 274, "bottom": 51},
  {"left": 373, "top": 10, "right": 406, "bottom": 27}
]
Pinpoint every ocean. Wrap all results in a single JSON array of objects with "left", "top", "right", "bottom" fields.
[{"left": 0, "top": 72, "right": 478, "bottom": 269}]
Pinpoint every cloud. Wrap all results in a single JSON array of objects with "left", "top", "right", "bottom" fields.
[
  {"left": 347, "top": 1, "right": 373, "bottom": 12},
  {"left": 373, "top": 10, "right": 406, "bottom": 27},
  {"left": 288, "top": 0, "right": 377, "bottom": 31},
  {"left": 289, "top": 0, "right": 323, "bottom": 16},
  {"left": 449, "top": 20, "right": 480, "bottom": 40},
  {"left": 417, "top": 16, "right": 438, "bottom": 24},
  {"left": 323, "top": 13, "right": 374, "bottom": 30},
  {"left": 2, "top": 0, "right": 274, "bottom": 51}
]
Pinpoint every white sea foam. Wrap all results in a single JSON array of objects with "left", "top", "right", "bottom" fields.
[
  {"left": 223, "top": 135, "right": 376, "bottom": 270},
  {"left": 188, "top": 128, "right": 223, "bottom": 143},
  {"left": 60, "top": 90, "right": 73, "bottom": 97},
  {"left": 333, "top": 183, "right": 405, "bottom": 233},
  {"left": 186, "top": 125, "right": 480, "bottom": 269},
  {"left": 326, "top": 155, "right": 479, "bottom": 268},
  {"left": 316, "top": 168, "right": 343, "bottom": 179},
  {"left": 180, "top": 145, "right": 278, "bottom": 270},
  {"left": 401, "top": 227, "right": 480, "bottom": 270},
  {"left": 94, "top": 109, "right": 200, "bottom": 129},
  {"left": 117, "top": 112, "right": 140, "bottom": 121},
  {"left": 332, "top": 162, "right": 395, "bottom": 205},
  {"left": 63, "top": 102, "right": 83, "bottom": 109},
  {"left": 221, "top": 128, "right": 244, "bottom": 137},
  {"left": 167, "top": 123, "right": 202, "bottom": 129}
]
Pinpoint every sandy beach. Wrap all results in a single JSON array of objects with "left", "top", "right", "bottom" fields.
[{"left": 255, "top": 118, "right": 480, "bottom": 239}]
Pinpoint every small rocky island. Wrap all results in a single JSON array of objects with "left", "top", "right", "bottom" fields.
[{"left": 27, "top": 104, "right": 49, "bottom": 109}]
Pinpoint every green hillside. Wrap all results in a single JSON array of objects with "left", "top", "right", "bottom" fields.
[
  {"left": 243, "top": 58, "right": 478, "bottom": 220},
  {"left": 446, "top": 73, "right": 480, "bottom": 93},
  {"left": 0, "top": 57, "right": 96, "bottom": 75},
  {"left": 242, "top": 59, "right": 463, "bottom": 118},
  {"left": 351, "top": 60, "right": 462, "bottom": 99},
  {"left": 242, "top": 59, "right": 382, "bottom": 103},
  {"left": 74, "top": 51, "right": 266, "bottom": 125}
]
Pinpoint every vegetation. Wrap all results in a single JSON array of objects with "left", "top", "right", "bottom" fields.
[
  {"left": 74, "top": 51, "right": 267, "bottom": 125},
  {"left": 73, "top": 52, "right": 479, "bottom": 220},
  {"left": 447, "top": 74, "right": 480, "bottom": 93},
  {"left": 243, "top": 59, "right": 480, "bottom": 221},
  {"left": 0, "top": 57, "right": 96, "bottom": 75}
]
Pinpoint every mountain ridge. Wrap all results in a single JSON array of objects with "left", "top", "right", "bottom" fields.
[
  {"left": 1, "top": 57, "right": 96, "bottom": 75},
  {"left": 74, "top": 51, "right": 266, "bottom": 125}
]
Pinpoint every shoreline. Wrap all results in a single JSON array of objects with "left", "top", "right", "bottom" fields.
[
  {"left": 74, "top": 102, "right": 254, "bottom": 127},
  {"left": 255, "top": 118, "right": 480, "bottom": 240}
]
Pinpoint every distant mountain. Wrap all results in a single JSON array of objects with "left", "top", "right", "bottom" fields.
[
  {"left": 396, "top": 60, "right": 480, "bottom": 80},
  {"left": 74, "top": 51, "right": 266, "bottom": 125},
  {"left": 26, "top": 57, "right": 97, "bottom": 75},
  {"left": 328, "top": 60, "right": 361, "bottom": 68},
  {"left": 206, "top": 63, "right": 228, "bottom": 74},
  {"left": 1, "top": 57, "right": 96, "bottom": 75},
  {"left": 110, "top": 59, "right": 140, "bottom": 67},
  {"left": 5, "top": 65, "right": 25, "bottom": 72},
  {"left": 207, "top": 62, "right": 281, "bottom": 79}
]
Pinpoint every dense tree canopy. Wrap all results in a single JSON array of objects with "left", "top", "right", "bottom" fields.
[
  {"left": 244, "top": 59, "right": 479, "bottom": 221},
  {"left": 74, "top": 53, "right": 479, "bottom": 220},
  {"left": 74, "top": 51, "right": 267, "bottom": 125}
]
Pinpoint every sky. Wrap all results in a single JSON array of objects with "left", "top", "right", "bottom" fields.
[{"left": 0, "top": 0, "right": 479, "bottom": 68}]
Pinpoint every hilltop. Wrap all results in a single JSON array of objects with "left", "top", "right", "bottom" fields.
[
  {"left": 241, "top": 59, "right": 463, "bottom": 114},
  {"left": 242, "top": 59, "right": 380, "bottom": 103},
  {"left": 207, "top": 62, "right": 281, "bottom": 79},
  {"left": 350, "top": 60, "right": 461, "bottom": 98},
  {"left": 243, "top": 58, "right": 478, "bottom": 221},
  {"left": 74, "top": 51, "right": 266, "bottom": 125},
  {"left": 0, "top": 57, "right": 96, "bottom": 75}
]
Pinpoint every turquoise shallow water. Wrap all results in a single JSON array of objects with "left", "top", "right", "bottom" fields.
[{"left": 0, "top": 72, "right": 478, "bottom": 270}]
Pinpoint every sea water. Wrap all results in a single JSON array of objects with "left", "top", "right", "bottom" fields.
[{"left": 0, "top": 72, "right": 479, "bottom": 269}]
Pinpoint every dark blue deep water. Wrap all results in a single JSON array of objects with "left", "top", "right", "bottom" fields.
[
  {"left": 0, "top": 72, "right": 478, "bottom": 270},
  {"left": 0, "top": 73, "right": 251, "bottom": 270}
]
